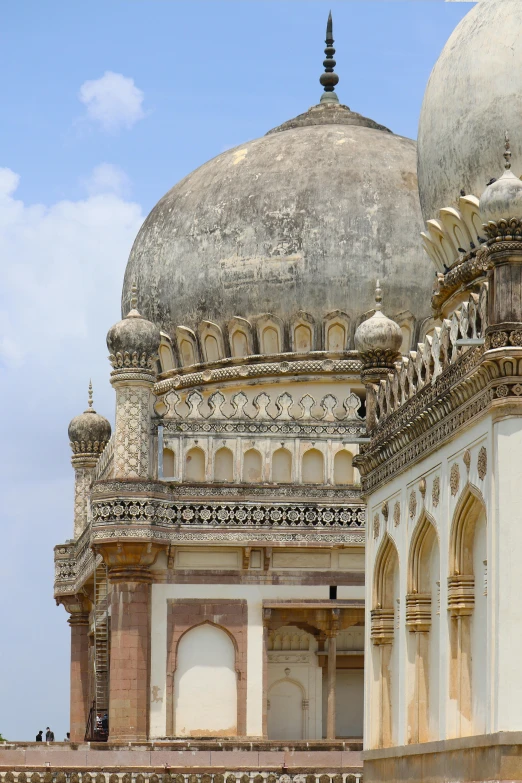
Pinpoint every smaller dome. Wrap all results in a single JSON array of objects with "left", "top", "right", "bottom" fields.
[
  {"left": 68, "top": 382, "right": 111, "bottom": 456},
  {"left": 480, "top": 136, "right": 522, "bottom": 224},
  {"left": 107, "top": 283, "right": 161, "bottom": 360},
  {"left": 354, "top": 282, "right": 403, "bottom": 356}
]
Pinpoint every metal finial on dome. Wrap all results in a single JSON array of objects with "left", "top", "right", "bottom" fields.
[
  {"left": 319, "top": 11, "right": 339, "bottom": 105},
  {"left": 504, "top": 131, "right": 512, "bottom": 170},
  {"left": 130, "top": 281, "right": 138, "bottom": 311},
  {"left": 374, "top": 280, "right": 383, "bottom": 312},
  {"left": 88, "top": 379, "right": 93, "bottom": 409}
]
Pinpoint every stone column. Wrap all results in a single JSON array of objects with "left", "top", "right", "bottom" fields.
[
  {"left": 112, "top": 373, "right": 156, "bottom": 479},
  {"left": 326, "top": 631, "right": 337, "bottom": 739},
  {"left": 59, "top": 595, "right": 92, "bottom": 742},
  {"left": 108, "top": 565, "right": 152, "bottom": 741},
  {"left": 71, "top": 455, "right": 98, "bottom": 539}
]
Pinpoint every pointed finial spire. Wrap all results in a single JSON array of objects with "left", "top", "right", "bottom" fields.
[
  {"left": 88, "top": 379, "right": 93, "bottom": 409},
  {"left": 374, "top": 280, "right": 383, "bottom": 312},
  {"left": 130, "top": 280, "right": 138, "bottom": 311},
  {"left": 504, "top": 131, "right": 512, "bottom": 170},
  {"left": 319, "top": 11, "right": 339, "bottom": 105}
]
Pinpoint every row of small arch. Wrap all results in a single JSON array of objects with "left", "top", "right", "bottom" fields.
[
  {"left": 162, "top": 445, "right": 357, "bottom": 485},
  {"left": 157, "top": 310, "right": 425, "bottom": 373}
]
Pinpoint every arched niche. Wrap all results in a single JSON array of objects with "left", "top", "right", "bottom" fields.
[
  {"left": 198, "top": 321, "right": 225, "bottom": 363},
  {"left": 176, "top": 326, "right": 199, "bottom": 367},
  {"left": 228, "top": 316, "right": 254, "bottom": 358},
  {"left": 302, "top": 448, "right": 324, "bottom": 484},
  {"left": 243, "top": 448, "right": 263, "bottom": 482},
  {"left": 272, "top": 448, "right": 292, "bottom": 483},
  {"left": 163, "top": 447, "right": 175, "bottom": 478},
  {"left": 267, "top": 677, "right": 305, "bottom": 740},
  {"left": 371, "top": 534, "right": 400, "bottom": 749},
  {"left": 448, "top": 487, "right": 487, "bottom": 737},
  {"left": 257, "top": 314, "right": 284, "bottom": 355},
  {"left": 394, "top": 311, "right": 416, "bottom": 355},
  {"left": 290, "top": 312, "right": 315, "bottom": 353},
  {"left": 406, "top": 513, "right": 440, "bottom": 743},
  {"left": 334, "top": 450, "right": 354, "bottom": 485},
  {"left": 324, "top": 310, "right": 350, "bottom": 352},
  {"left": 185, "top": 446, "right": 206, "bottom": 482},
  {"left": 159, "top": 336, "right": 176, "bottom": 372},
  {"left": 215, "top": 446, "right": 234, "bottom": 482},
  {"left": 174, "top": 623, "right": 238, "bottom": 737}
]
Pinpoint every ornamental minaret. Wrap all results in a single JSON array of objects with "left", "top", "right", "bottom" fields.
[
  {"left": 106, "top": 283, "right": 161, "bottom": 479},
  {"left": 354, "top": 282, "right": 402, "bottom": 431},
  {"left": 68, "top": 381, "right": 111, "bottom": 538}
]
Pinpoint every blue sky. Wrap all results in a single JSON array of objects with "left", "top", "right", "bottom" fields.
[{"left": 0, "top": 1, "right": 470, "bottom": 741}]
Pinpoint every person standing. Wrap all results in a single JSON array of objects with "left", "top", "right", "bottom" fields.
[
  {"left": 36, "top": 730, "right": 43, "bottom": 742},
  {"left": 45, "top": 727, "right": 54, "bottom": 742}
]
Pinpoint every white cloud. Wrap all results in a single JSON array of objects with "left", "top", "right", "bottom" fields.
[
  {"left": 0, "top": 165, "right": 143, "bottom": 370},
  {"left": 83, "top": 162, "right": 131, "bottom": 197},
  {"left": 0, "top": 167, "right": 145, "bottom": 738},
  {"left": 78, "top": 71, "right": 145, "bottom": 133}
]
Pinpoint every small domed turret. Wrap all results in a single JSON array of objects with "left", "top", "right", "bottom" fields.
[
  {"left": 480, "top": 134, "right": 522, "bottom": 225},
  {"left": 355, "top": 281, "right": 403, "bottom": 358},
  {"left": 107, "top": 283, "right": 161, "bottom": 370},
  {"left": 68, "top": 381, "right": 111, "bottom": 456}
]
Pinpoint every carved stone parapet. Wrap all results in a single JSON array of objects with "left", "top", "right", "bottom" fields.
[
  {"left": 370, "top": 608, "right": 394, "bottom": 645},
  {"left": 448, "top": 574, "right": 475, "bottom": 617},
  {"left": 91, "top": 495, "right": 366, "bottom": 530},
  {"left": 405, "top": 593, "right": 432, "bottom": 633}
]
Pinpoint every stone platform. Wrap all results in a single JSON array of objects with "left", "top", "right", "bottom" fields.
[
  {"left": 362, "top": 731, "right": 522, "bottom": 783},
  {"left": 0, "top": 741, "right": 363, "bottom": 782}
]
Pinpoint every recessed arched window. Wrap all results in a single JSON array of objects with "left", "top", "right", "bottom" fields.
[
  {"left": 174, "top": 624, "right": 237, "bottom": 737},
  {"left": 334, "top": 450, "right": 354, "bottom": 485},
  {"left": 243, "top": 448, "right": 263, "bottom": 482},
  {"left": 272, "top": 448, "right": 292, "bottom": 483},
  {"left": 302, "top": 449, "right": 324, "bottom": 484},
  {"left": 214, "top": 447, "right": 234, "bottom": 482},
  {"left": 163, "top": 447, "right": 175, "bottom": 477},
  {"left": 185, "top": 447, "right": 205, "bottom": 482}
]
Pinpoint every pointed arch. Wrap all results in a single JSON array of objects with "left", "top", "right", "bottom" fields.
[
  {"left": 447, "top": 483, "right": 487, "bottom": 738},
  {"left": 449, "top": 483, "right": 486, "bottom": 576},
  {"left": 373, "top": 533, "right": 399, "bottom": 610},
  {"left": 408, "top": 511, "right": 439, "bottom": 594}
]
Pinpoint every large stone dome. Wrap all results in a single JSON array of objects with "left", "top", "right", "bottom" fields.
[
  {"left": 418, "top": 0, "right": 522, "bottom": 223},
  {"left": 123, "top": 102, "right": 432, "bottom": 341}
]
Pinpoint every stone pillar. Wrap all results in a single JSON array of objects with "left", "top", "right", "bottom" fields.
[
  {"left": 112, "top": 373, "right": 156, "bottom": 479},
  {"left": 71, "top": 456, "right": 98, "bottom": 539},
  {"left": 59, "top": 595, "right": 92, "bottom": 742},
  {"left": 326, "top": 631, "right": 337, "bottom": 740},
  {"left": 108, "top": 565, "right": 152, "bottom": 741}
]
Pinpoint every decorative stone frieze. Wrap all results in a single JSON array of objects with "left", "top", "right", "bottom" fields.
[
  {"left": 91, "top": 497, "right": 366, "bottom": 530},
  {"left": 92, "top": 478, "right": 362, "bottom": 501},
  {"left": 370, "top": 608, "right": 395, "bottom": 645},
  {"left": 159, "top": 388, "right": 363, "bottom": 424},
  {"left": 155, "top": 356, "right": 361, "bottom": 393},
  {"left": 447, "top": 574, "right": 475, "bottom": 617},
  {"left": 405, "top": 593, "right": 432, "bottom": 632}
]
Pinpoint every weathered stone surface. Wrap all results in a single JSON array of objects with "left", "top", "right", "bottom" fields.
[
  {"left": 123, "top": 107, "right": 432, "bottom": 336},
  {"left": 418, "top": 0, "right": 522, "bottom": 222}
]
